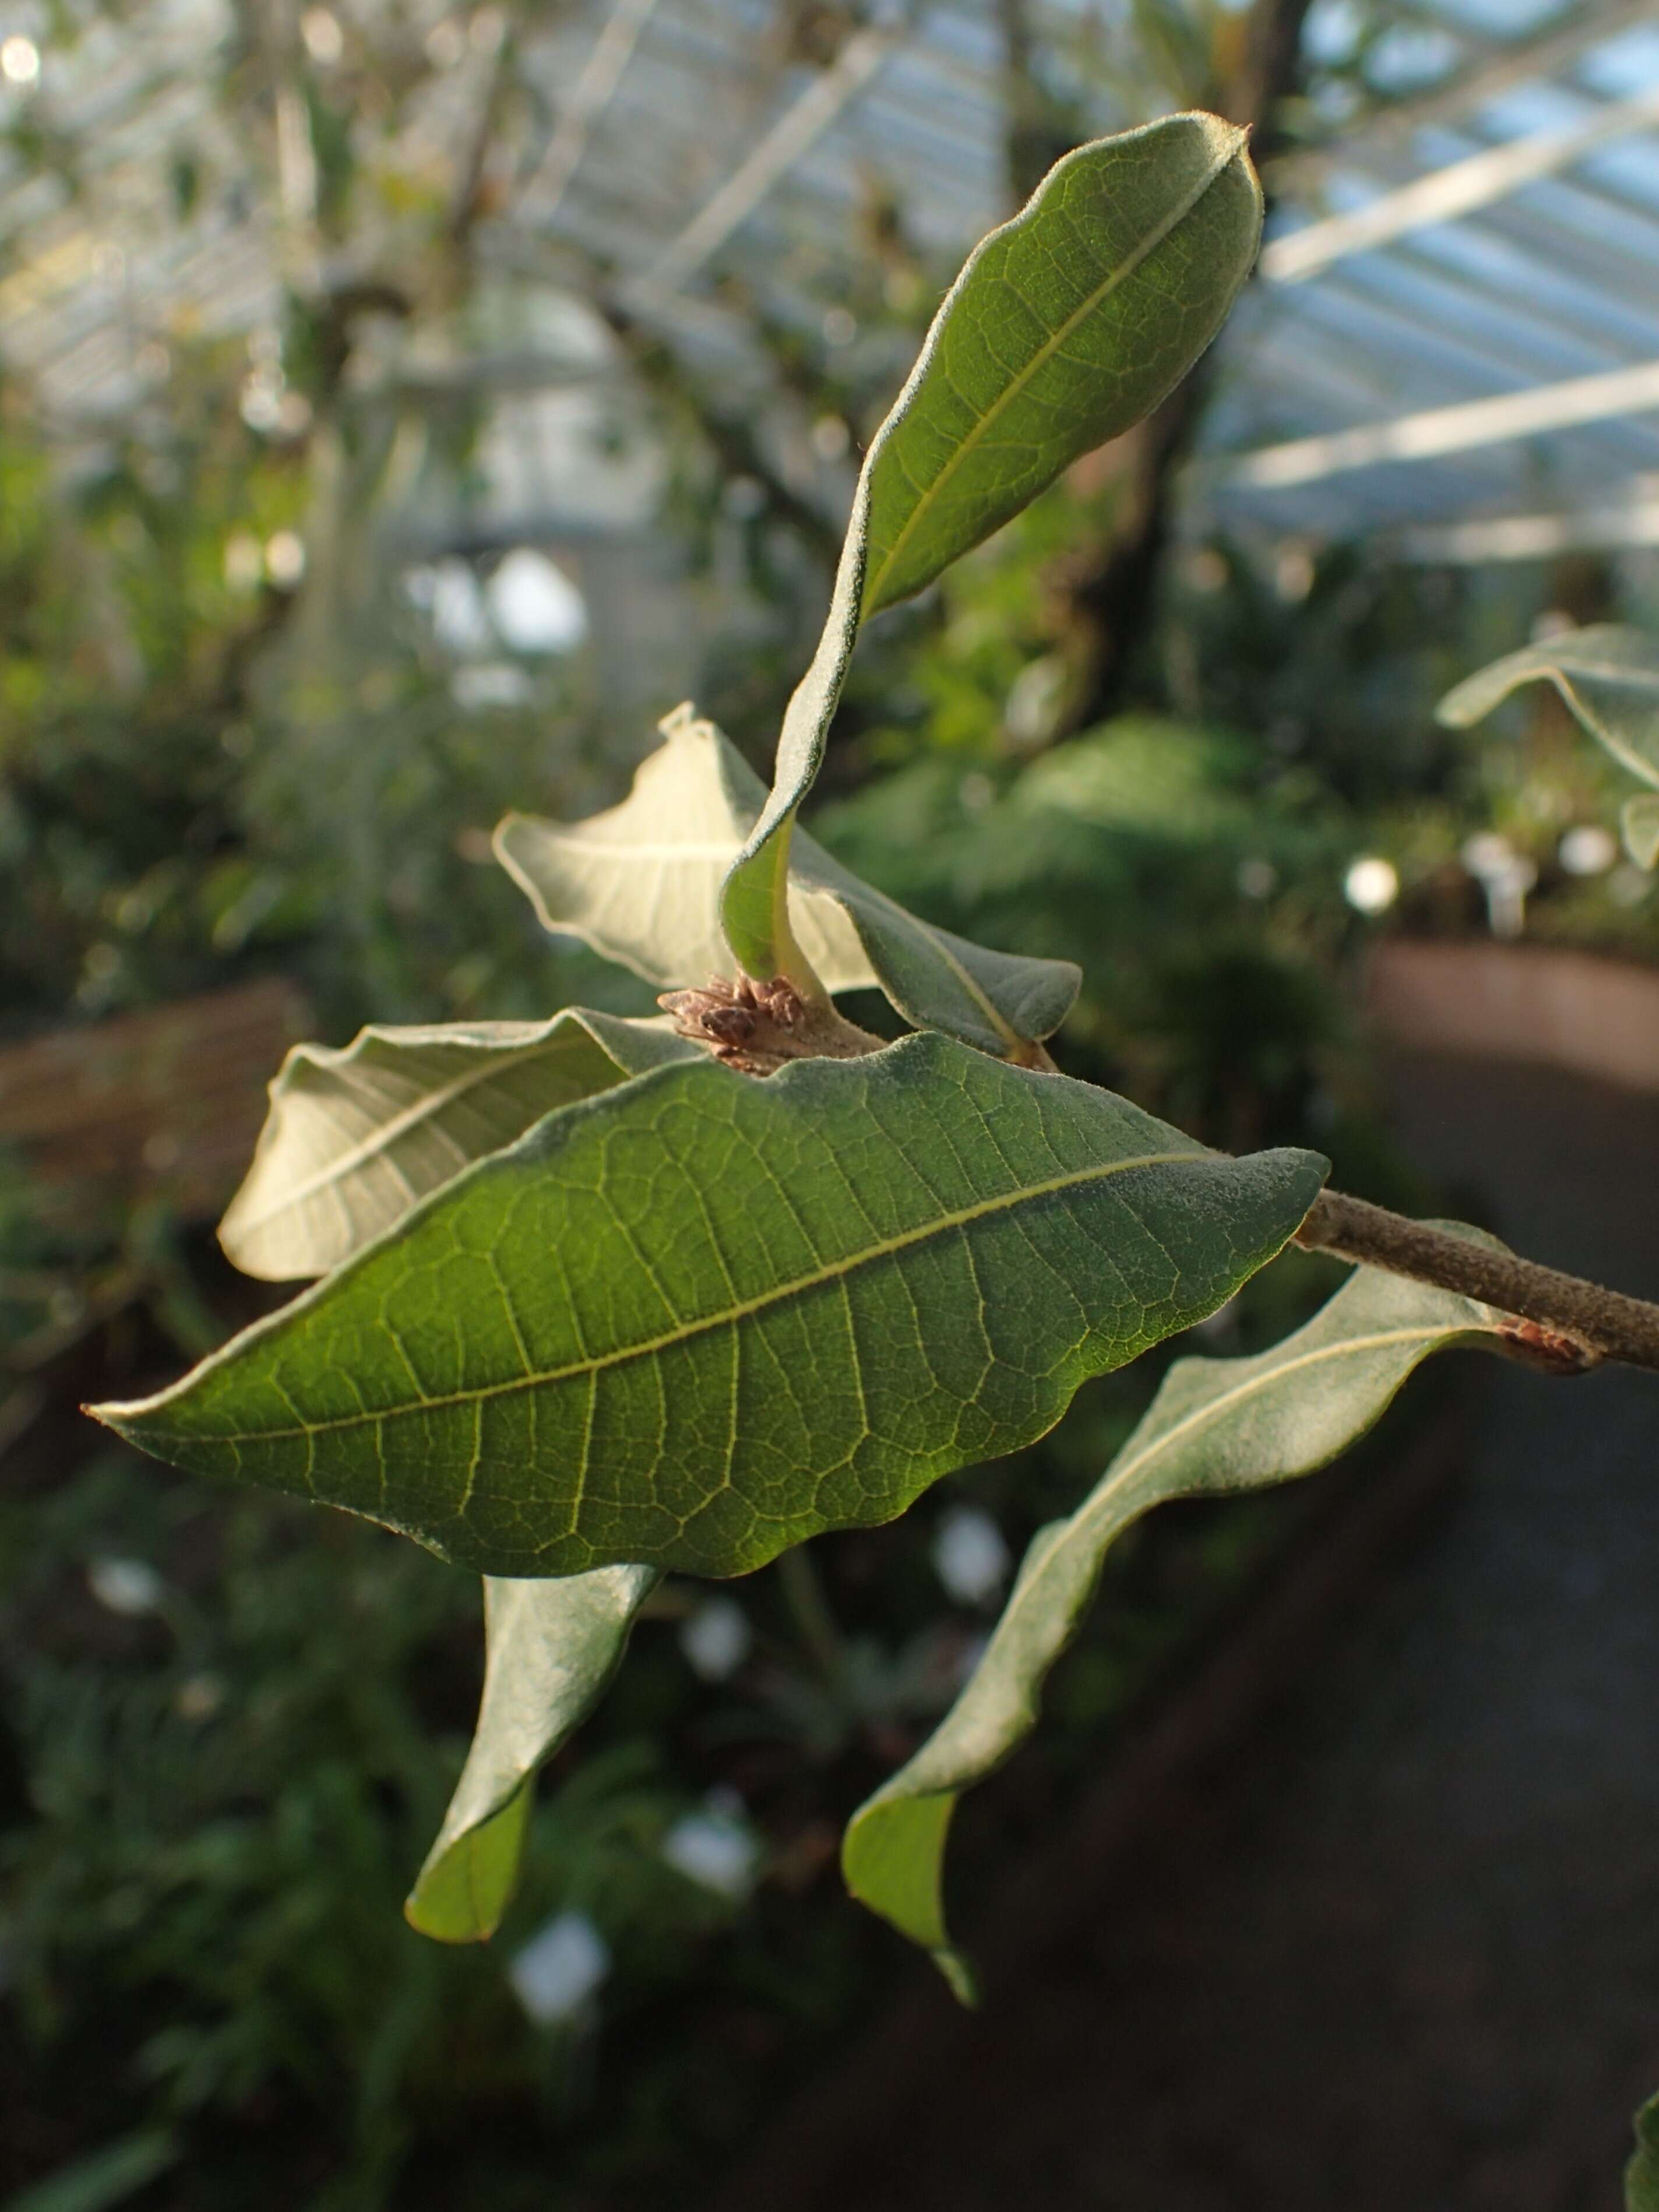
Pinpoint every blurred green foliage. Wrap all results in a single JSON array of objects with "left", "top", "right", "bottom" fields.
[{"left": 5, "top": 0, "right": 1657, "bottom": 2200}]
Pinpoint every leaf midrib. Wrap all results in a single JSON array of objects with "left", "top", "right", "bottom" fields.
[
  {"left": 868, "top": 1316, "right": 1493, "bottom": 1806},
  {"left": 862, "top": 128, "right": 1244, "bottom": 612},
  {"left": 130, "top": 1145, "right": 1210, "bottom": 1446},
  {"left": 1079, "top": 1317, "right": 1487, "bottom": 1539}
]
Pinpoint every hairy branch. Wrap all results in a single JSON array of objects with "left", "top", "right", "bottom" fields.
[{"left": 1296, "top": 1189, "right": 1659, "bottom": 1375}]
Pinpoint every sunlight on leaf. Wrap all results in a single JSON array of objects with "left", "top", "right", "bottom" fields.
[
  {"left": 494, "top": 705, "right": 878, "bottom": 996},
  {"left": 497, "top": 708, "right": 1079, "bottom": 1056}
]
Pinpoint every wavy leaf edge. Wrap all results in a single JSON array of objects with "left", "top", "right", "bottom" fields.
[{"left": 842, "top": 1231, "right": 1514, "bottom": 1993}]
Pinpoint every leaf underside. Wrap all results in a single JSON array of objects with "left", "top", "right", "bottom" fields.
[
  {"left": 843, "top": 1242, "right": 1511, "bottom": 1989},
  {"left": 220, "top": 1009, "right": 699, "bottom": 1282},
  {"left": 494, "top": 706, "right": 879, "bottom": 998},
  {"left": 406, "top": 1565, "right": 658, "bottom": 1942},
  {"left": 721, "top": 112, "right": 1263, "bottom": 981},
  {"left": 94, "top": 1033, "right": 1325, "bottom": 1580},
  {"left": 1437, "top": 624, "right": 1659, "bottom": 791},
  {"left": 497, "top": 709, "right": 1079, "bottom": 1057}
]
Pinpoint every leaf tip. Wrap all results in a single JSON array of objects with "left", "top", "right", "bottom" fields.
[{"left": 932, "top": 1945, "right": 980, "bottom": 2008}]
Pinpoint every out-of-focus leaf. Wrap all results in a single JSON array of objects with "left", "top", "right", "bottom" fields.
[
  {"left": 1622, "top": 793, "right": 1659, "bottom": 869},
  {"left": 0, "top": 2130, "right": 178, "bottom": 2212},
  {"left": 843, "top": 1242, "right": 1510, "bottom": 1992},
  {"left": 94, "top": 1033, "right": 1325, "bottom": 1579},
  {"left": 406, "top": 1565, "right": 658, "bottom": 1943},
  {"left": 1629, "top": 2092, "right": 1659, "bottom": 2212},
  {"left": 220, "top": 1010, "right": 699, "bottom": 1282},
  {"left": 498, "top": 709, "right": 1079, "bottom": 1056},
  {"left": 1438, "top": 625, "right": 1659, "bottom": 790},
  {"left": 721, "top": 114, "right": 1263, "bottom": 982}
]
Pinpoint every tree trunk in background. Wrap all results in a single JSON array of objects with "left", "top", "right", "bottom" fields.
[{"left": 1035, "top": 0, "right": 1314, "bottom": 739}]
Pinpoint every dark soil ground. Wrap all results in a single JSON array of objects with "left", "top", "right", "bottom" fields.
[{"left": 718, "top": 1052, "right": 1659, "bottom": 2212}]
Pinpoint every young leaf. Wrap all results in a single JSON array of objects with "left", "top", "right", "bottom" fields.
[
  {"left": 1438, "top": 624, "right": 1659, "bottom": 790},
  {"left": 220, "top": 1010, "right": 699, "bottom": 1282},
  {"left": 843, "top": 1244, "right": 1511, "bottom": 1992},
  {"left": 494, "top": 705, "right": 879, "bottom": 998},
  {"left": 93, "top": 1033, "right": 1326, "bottom": 1580},
  {"left": 1628, "top": 2091, "right": 1659, "bottom": 2212},
  {"left": 498, "top": 709, "right": 1079, "bottom": 1056},
  {"left": 1623, "top": 793, "right": 1659, "bottom": 869},
  {"left": 721, "top": 113, "right": 1264, "bottom": 982},
  {"left": 406, "top": 1565, "right": 658, "bottom": 1943}
]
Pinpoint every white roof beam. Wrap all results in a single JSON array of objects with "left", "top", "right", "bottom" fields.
[
  {"left": 1228, "top": 357, "right": 1659, "bottom": 491},
  {"left": 1401, "top": 491, "right": 1659, "bottom": 563},
  {"left": 627, "top": 21, "right": 904, "bottom": 303},
  {"left": 519, "top": 0, "right": 665, "bottom": 224},
  {"left": 1269, "top": 0, "right": 1659, "bottom": 196},
  {"left": 1263, "top": 84, "right": 1659, "bottom": 283}
]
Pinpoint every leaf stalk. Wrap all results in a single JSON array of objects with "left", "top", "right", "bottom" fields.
[{"left": 1295, "top": 1189, "right": 1659, "bottom": 1374}]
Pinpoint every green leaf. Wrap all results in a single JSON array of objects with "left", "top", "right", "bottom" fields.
[
  {"left": 843, "top": 1243, "right": 1509, "bottom": 1990},
  {"left": 93, "top": 1033, "right": 1325, "bottom": 1579},
  {"left": 1623, "top": 793, "right": 1659, "bottom": 869},
  {"left": 1437, "top": 624, "right": 1659, "bottom": 791},
  {"left": 1628, "top": 2091, "right": 1659, "bottom": 2212},
  {"left": 0, "top": 2132, "right": 178, "bottom": 2212},
  {"left": 498, "top": 708, "right": 1079, "bottom": 1057},
  {"left": 721, "top": 113, "right": 1263, "bottom": 981},
  {"left": 220, "top": 1009, "right": 699, "bottom": 1282},
  {"left": 406, "top": 1565, "right": 658, "bottom": 1942}
]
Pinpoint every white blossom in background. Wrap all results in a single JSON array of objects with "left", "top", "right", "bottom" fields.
[
  {"left": 509, "top": 1910, "right": 610, "bottom": 2025},
  {"left": 1237, "top": 856, "right": 1278, "bottom": 900},
  {"left": 679, "top": 1596, "right": 751, "bottom": 1682},
  {"left": 175, "top": 1674, "right": 226, "bottom": 1723},
  {"left": 1343, "top": 855, "right": 1398, "bottom": 915},
  {"left": 299, "top": 8, "right": 344, "bottom": 63},
  {"left": 87, "top": 1558, "right": 165, "bottom": 1616},
  {"left": 1461, "top": 833, "right": 1535, "bottom": 939},
  {"left": 932, "top": 1504, "right": 1010, "bottom": 1607},
  {"left": 263, "top": 531, "right": 306, "bottom": 588},
  {"left": 1558, "top": 824, "right": 1618, "bottom": 876},
  {"left": 661, "top": 1788, "right": 759, "bottom": 1901},
  {"left": 487, "top": 550, "right": 587, "bottom": 654},
  {"left": 408, "top": 560, "right": 491, "bottom": 654},
  {"left": 1, "top": 36, "right": 40, "bottom": 84}
]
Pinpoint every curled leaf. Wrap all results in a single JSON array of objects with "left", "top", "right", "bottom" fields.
[
  {"left": 406, "top": 1566, "right": 658, "bottom": 1943},
  {"left": 843, "top": 1241, "right": 1511, "bottom": 1992},
  {"left": 1438, "top": 625, "right": 1659, "bottom": 791},
  {"left": 495, "top": 705, "right": 878, "bottom": 997},
  {"left": 220, "top": 1009, "right": 698, "bottom": 1282},
  {"left": 498, "top": 709, "right": 1078, "bottom": 1056},
  {"left": 722, "top": 113, "right": 1264, "bottom": 982}
]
